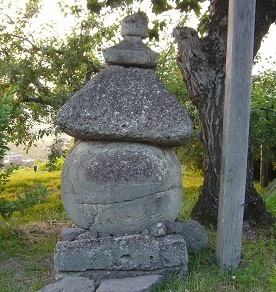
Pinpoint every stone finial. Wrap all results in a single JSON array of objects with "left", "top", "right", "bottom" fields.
[
  {"left": 103, "top": 13, "right": 158, "bottom": 68},
  {"left": 121, "top": 13, "right": 148, "bottom": 39}
]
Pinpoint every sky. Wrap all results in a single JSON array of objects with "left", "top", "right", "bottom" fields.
[
  {"left": 253, "top": 25, "right": 276, "bottom": 73},
  {"left": 2, "top": 0, "right": 276, "bottom": 73}
]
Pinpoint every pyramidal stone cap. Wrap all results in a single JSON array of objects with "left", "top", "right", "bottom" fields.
[
  {"left": 103, "top": 13, "right": 158, "bottom": 68},
  {"left": 57, "top": 65, "right": 192, "bottom": 147}
]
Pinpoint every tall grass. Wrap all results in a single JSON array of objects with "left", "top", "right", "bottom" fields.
[{"left": 0, "top": 168, "right": 275, "bottom": 291}]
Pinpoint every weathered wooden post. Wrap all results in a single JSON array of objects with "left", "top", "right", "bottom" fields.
[{"left": 216, "top": 0, "right": 256, "bottom": 269}]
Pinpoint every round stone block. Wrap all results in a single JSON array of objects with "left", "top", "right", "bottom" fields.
[
  {"left": 61, "top": 141, "right": 183, "bottom": 234},
  {"left": 121, "top": 13, "right": 148, "bottom": 38}
]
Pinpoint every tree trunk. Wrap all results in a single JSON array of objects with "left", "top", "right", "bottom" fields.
[
  {"left": 173, "top": 0, "right": 275, "bottom": 227},
  {"left": 260, "top": 144, "right": 269, "bottom": 188}
]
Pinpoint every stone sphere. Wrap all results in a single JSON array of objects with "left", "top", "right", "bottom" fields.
[
  {"left": 121, "top": 13, "right": 148, "bottom": 39},
  {"left": 61, "top": 141, "right": 183, "bottom": 235}
]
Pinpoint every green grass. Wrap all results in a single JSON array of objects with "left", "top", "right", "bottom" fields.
[
  {"left": 155, "top": 229, "right": 275, "bottom": 291},
  {"left": 0, "top": 168, "right": 275, "bottom": 291},
  {"left": 178, "top": 169, "right": 204, "bottom": 220},
  {"left": 0, "top": 168, "right": 67, "bottom": 291},
  {"left": 1, "top": 168, "right": 67, "bottom": 224}
]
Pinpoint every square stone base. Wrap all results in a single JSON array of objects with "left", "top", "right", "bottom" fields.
[{"left": 54, "top": 233, "right": 188, "bottom": 284}]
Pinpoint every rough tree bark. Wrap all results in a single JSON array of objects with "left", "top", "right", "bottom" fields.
[{"left": 173, "top": 0, "right": 276, "bottom": 226}]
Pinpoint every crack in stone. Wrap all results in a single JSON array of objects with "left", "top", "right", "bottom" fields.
[{"left": 64, "top": 184, "right": 182, "bottom": 206}]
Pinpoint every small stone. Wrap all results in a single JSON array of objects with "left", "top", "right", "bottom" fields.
[
  {"left": 121, "top": 13, "right": 148, "bottom": 38},
  {"left": 60, "top": 228, "right": 86, "bottom": 241},
  {"left": 142, "top": 229, "right": 149, "bottom": 235},
  {"left": 149, "top": 223, "right": 166, "bottom": 237},
  {"left": 41, "top": 276, "right": 95, "bottom": 292},
  {"left": 76, "top": 231, "right": 98, "bottom": 240},
  {"left": 243, "top": 220, "right": 250, "bottom": 231},
  {"left": 179, "top": 220, "right": 208, "bottom": 251},
  {"left": 164, "top": 221, "right": 184, "bottom": 234},
  {"left": 97, "top": 275, "right": 164, "bottom": 292}
]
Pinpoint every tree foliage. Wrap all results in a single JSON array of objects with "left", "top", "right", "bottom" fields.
[
  {"left": 251, "top": 68, "right": 276, "bottom": 185},
  {"left": 251, "top": 69, "right": 276, "bottom": 164},
  {"left": 156, "top": 47, "right": 203, "bottom": 169},
  {"left": 0, "top": 91, "right": 20, "bottom": 191},
  {"left": 1, "top": 0, "right": 183, "bottom": 148},
  {"left": 0, "top": 0, "right": 119, "bottom": 151},
  {"left": 1, "top": 0, "right": 274, "bottom": 172},
  {"left": 0, "top": 0, "right": 196, "bottom": 160}
]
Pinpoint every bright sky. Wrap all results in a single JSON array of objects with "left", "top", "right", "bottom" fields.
[
  {"left": 253, "top": 25, "right": 276, "bottom": 73},
  {"left": 2, "top": 0, "right": 276, "bottom": 73}
]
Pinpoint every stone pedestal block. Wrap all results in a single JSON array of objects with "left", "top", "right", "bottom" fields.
[
  {"left": 61, "top": 141, "right": 183, "bottom": 234},
  {"left": 54, "top": 234, "right": 188, "bottom": 284},
  {"left": 97, "top": 275, "right": 164, "bottom": 292}
]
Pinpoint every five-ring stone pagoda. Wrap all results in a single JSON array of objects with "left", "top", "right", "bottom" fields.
[{"left": 54, "top": 13, "right": 192, "bottom": 285}]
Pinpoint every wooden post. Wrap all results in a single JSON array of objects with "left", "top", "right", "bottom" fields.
[{"left": 216, "top": 0, "right": 256, "bottom": 269}]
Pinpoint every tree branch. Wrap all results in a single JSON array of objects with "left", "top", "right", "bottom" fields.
[
  {"left": 173, "top": 27, "right": 215, "bottom": 106},
  {"left": 84, "top": 62, "right": 101, "bottom": 84},
  {"left": 204, "top": 0, "right": 276, "bottom": 59},
  {"left": 21, "top": 95, "right": 53, "bottom": 105},
  {"left": 254, "top": 0, "right": 276, "bottom": 56},
  {"left": 6, "top": 33, "right": 65, "bottom": 56}
]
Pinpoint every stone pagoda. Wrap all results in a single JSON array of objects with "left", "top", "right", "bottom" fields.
[{"left": 54, "top": 13, "right": 193, "bottom": 286}]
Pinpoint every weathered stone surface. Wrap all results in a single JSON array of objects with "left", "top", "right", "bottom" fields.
[
  {"left": 149, "top": 223, "right": 166, "bottom": 237},
  {"left": 55, "top": 266, "right": 187, "bottom": 287},
  {"left": 96, "top": 275, "right": 164, "bottom": 292},
  {"left": 164, "top": 221, "right": 184, "bottom": 234},
  {"left": 103, "top": 37, "right": 158, "bottom": 69},
  {"left": 57, "top": 66, "right": 192, "bottom": 146},
  {"left": 121, "top": 14, "right": 148, "bottom": 38},
  {"left": 54, "top": 234, "right": 188, "bottom": 272},
  {"left": 103, "top": 14, "right": 157, "bottom": 68},
  {"left": 76, "top": 230, "right": 98, "bottom": 240},
  {"left": 60, "top": 228, "right": 86, "bottom": 241},
  {"left": 41, "top": 276, "right": 95, "bottom": 292},
  {"left": 179, "top": 220, "right": 208, "bottom": 251},
  {"left": 61, "top": 141, "right": 183, "bottom": 233}
]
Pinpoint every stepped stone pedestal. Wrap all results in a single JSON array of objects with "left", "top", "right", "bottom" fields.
[
  {"left": 54, "top": 13, "right": 193, "bottom": 288},
  {"left": 55, "top": 233, "right": 188, "bottom": 285}
]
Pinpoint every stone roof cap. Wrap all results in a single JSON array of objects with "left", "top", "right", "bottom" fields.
[{"left": 57, "top": 66, "right": 192, "bottom": 147}]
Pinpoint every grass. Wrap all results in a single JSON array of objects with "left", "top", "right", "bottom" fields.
[
  {"left": 0, "top": 167, "right": 275, "bottom": 291},
  {"left": 155, "top": 229, "right": 275, "bottom": 291},
  {"left": 1, "top": 168, "right": 67, "bottom": 224}
]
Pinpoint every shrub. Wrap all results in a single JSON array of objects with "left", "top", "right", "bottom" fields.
[{"left": 0, "top": 183, "right": 51, "bottom": 220}]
